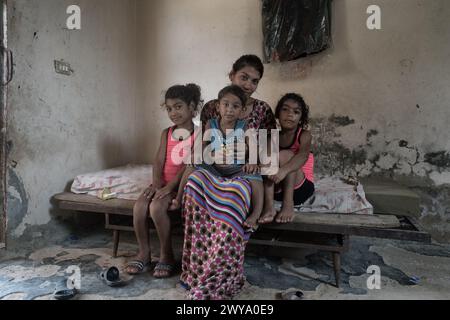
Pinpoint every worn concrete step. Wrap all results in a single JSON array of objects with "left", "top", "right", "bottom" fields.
[{"left": 361, "top": 178, "right": 421, "bottom": 217}]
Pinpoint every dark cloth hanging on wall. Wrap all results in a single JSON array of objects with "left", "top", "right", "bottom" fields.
[{"left": 262, "top": 0, "right": 332, "bottom": 63}]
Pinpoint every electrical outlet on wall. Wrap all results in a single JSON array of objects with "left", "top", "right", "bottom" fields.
[{"left": 54, "top": 59, "right": 74, "bottom": 76}]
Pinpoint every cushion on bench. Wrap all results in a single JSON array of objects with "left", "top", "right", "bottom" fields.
[
  {"left": 71, "top": 165, "right": 152, "bottom": 200},
  {"left": 275, "top": 177, "right": 373, "bottom": 215}
]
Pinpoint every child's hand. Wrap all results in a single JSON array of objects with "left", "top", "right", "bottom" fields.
[
  {"left": 154, "top": 185, "right": 174, "bottom": 200},
  {"left": 243, "top": 164, "right": 260, "bottom": 174},
  {"left": 268, "top": 168, "right": 288, "bottom": 184},
  {"left": 143, "top": 185, "right": 158, "bottom": 200}
]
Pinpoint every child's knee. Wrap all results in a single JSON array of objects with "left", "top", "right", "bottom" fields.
[
  {"left": 296, "top": 170, "right": 305, "bottom": 180},
  {"left": 134, "top": 197, "right": 149, "bottom": 213},
  {"left": 149, "top": 200, "right": 160, "bottom": 211},
  {"left": 284, "top": 170, "right": 299, "bottom": 184},
  {"left": 279, "top": 150, "right": 295, "bottom": 165},
  {"left": 149, "top": 200, "right": 166, "bottom": 217}
]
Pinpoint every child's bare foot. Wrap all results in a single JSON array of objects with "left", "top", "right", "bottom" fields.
[
  {"left": 243, "top": 213, "right": 259, "bottom": 230},
  {"left": 276, "top": 208, "right": 295, "bottom": 224},
  {"left": 168, "top": 198, "right": 181, "bottom": 211},
  {"left": 258, "top": 207, "right": 277, "bottom": 224}
]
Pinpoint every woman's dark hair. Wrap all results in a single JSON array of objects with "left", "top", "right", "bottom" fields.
[
  {"left": 231, "top": 54, "right": 265, "bottom": 78},
  {"left": 275, "top": 93, "right": 310, "bottom": 129},
  {"left": 218, "top": 85, "right": 247, "bottom": 107},
  {"left": 165, "top": 83, "right": 203, "bottom": 111}
]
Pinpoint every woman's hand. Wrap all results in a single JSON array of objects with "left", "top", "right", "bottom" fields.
[
  {"left": 268, "top": 168, "right": 289, "bottom": 185},
  {"left": 154, "top": 185, "right": 174, "bottom": 200},
  {"left": 243, "top": 164, "right": 260, "bottom": 175}
]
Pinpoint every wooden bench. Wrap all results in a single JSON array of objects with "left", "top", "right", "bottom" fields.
[{"left": 52, "top": 180, "right": 431, "bottom": 288}]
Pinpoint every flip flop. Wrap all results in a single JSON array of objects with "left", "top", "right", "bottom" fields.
[
  {"left": 125, "top": 260, "right": 150, "bottom": 275},
  {"left": 54, "top": 288, "right": 77, "bottom": 300},
  {"left": 244, "top": 225, "right": 258, "bottom": 233},
  {"left": 153, "top": 262, "right": 175, "bottom": 279},
  {"left": 278, "top": 290, "right": 304, "bottom": 300},
  {"left": 100, "top": 266, "right": 126, "bottom": 287},
  {"left": 178, "top": 280, "right": 190, "bottom": 291}
]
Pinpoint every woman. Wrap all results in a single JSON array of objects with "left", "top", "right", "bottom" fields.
[
  {"left": 200, "top": 55, "right": 276, "bottom": 131},
  {"left": 180, "top": 55, "right": 276, "bottom": 300}
]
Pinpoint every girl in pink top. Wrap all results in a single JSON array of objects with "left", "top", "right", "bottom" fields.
[
  {"left": 259, "top": 93, "right": 315, "bottom": 224},
  {"left": 125, "top": 84, "right": 201, "bottom": 278}
]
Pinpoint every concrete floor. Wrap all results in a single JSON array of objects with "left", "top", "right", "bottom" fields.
[{"left": 1, "top": 228, "right": 450, "bottom": 300}]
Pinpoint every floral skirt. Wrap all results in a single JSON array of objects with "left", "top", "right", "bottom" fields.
[{"left": 180, "top": 169, "right": 253, "bottom": 300}]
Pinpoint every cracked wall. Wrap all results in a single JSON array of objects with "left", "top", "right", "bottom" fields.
[{"left": 308, "top": 114, "right": 450, "bottom": 242}]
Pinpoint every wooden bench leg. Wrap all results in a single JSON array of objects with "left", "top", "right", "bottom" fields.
[
  {"left": 332, "top": 252, "right": 341, "bottom": 288},
  {"left": 113, "top": 230, "right": 120, "bottom": 258}
]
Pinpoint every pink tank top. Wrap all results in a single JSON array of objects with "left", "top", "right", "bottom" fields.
[
  {"left": 162, "top": 126, "right": 196, "bottom": 185},
  {"left": 284, "top": 128, "right": 315, "bottom": 182}
]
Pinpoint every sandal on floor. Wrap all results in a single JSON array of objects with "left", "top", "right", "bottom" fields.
[
  {"left": 100, "top": 266, "right": 126, "bottom": 287},
  {"left": 277, "top": 290, "right": 304, "bottom": 300},
  {"left": 153, "top": 262, "right": 175, "bottom": 279},
  {"left": 125, "top": 260, "right": 150, "bottom": 275},
  {"left": 54, "top": 288, "right": 77, "bottom": 300},
  {"left": 178, "top": 280, "right": 190, "bottom": 291}
]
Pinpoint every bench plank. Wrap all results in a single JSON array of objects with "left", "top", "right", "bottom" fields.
[
  {"left": 53, "top": 192, "right": 436, "bottom": 243},
  {"left": 53, "top": 192, "right": 400, "bottom": 229},
  {"left": 54, "top": 193, "right": 134, "bottom": 215},
  {"left": 291, "top": 212, "right": 399, "bottom": 228}
]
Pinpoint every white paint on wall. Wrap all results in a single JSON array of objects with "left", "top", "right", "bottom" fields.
[
  {"left": 8, "top": 0, "right": 138, "bottom": 232},
  {"left": 429, "top": 172, "right": 450, "bottom": 186}
]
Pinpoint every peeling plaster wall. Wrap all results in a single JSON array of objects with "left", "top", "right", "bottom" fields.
[
  {"left": 137, "top": 0, "right": 450, "bottom": 242},
  {"left": 7, "top": 0, "right": 138, "bottom": 238}
]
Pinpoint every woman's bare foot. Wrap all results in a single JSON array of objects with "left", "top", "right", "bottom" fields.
[
  {"left": 276, "top": 207, "right": 295, "bottom": 224},
  {"left": 243, "top": 213, "right": 259, "bottom": 230},
  {"left": 258, "top": 207, "right": 277, "bottom": 224},
  {"left": 168, "top": 198, "right": 181, "bottom": 211}
]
